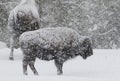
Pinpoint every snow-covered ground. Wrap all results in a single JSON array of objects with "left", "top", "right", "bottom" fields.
[{"left": 0, "top": 47, "right": 120, "bottom": 81}]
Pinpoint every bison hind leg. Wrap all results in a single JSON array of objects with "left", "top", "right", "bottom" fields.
[
  {"left": 23, "top": 54, "right": 38, "bottom": 75},
  {"left": 9, "top": 36, "right": 15, "bottom": 60},
  {"left": 23, "top": 61, "right": 28, "bottom": 75},
  {"left": 29, "top": 61, "right": 39, "bottom": 75}
]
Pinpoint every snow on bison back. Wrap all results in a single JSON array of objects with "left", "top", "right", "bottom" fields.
[{"left": 19, "top": 27, "right": 93, "bottom": 75}]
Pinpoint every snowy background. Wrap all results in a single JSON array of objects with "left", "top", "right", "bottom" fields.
[
  {"left": 1, "top": 0, "right": 120, "bottom": 48},
  {"left": 0, "top": 0, "right": 120, "bottom": 81},
  {"left": 0, "top": 43, "right": 120, "bottom": 81}
]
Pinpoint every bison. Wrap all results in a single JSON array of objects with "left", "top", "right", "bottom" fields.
[
  {"left": 7, "top": 0, "right": 40, "bottom": 60},
  {"left": 19, "top": 27, "right": 93, "bottom": 75}
]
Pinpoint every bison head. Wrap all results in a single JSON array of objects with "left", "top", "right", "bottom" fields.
[{"left": 80, "top": 38, "right": 93, "bottom": 59}]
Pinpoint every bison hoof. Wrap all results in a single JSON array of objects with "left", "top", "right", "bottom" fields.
[
  {"left": 57, "top": 72, "right": 63, "bottom": 75},
  {"left": 24, "top": 72, "right": 28, "bottom": 75},
  {"left": 57, "top": 71, "right": 63, "bottom": 75},
  {"left": 34, "top": 73, "right": 39, "bottom": 75},
  {"left": 9, "top": 56, "right": 14, "bottom": 60}
]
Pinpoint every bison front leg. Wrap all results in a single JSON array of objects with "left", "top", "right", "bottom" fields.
[{"left": 54, "top": 59, "right": 63, "bottom": 75}]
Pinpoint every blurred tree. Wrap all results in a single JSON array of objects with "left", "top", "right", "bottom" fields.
[
  {"left": 1, "top": 0, "right": 120, "bottom": 49},
  {"left": 0, "top": 0, "right": 18, "bottom": 46}
]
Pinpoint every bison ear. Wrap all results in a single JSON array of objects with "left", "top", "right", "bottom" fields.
[{"left": 81, "top": 38, "right": 93, "bottom": 59}]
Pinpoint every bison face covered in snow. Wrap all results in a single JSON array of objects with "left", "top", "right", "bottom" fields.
[
  {"left": 8, "top": 0, "right": 40, "bottom": 60},
  {"left": 19, "top": 27, "right": 93, "bottom": 75}
]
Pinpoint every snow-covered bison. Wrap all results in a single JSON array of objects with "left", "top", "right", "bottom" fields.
[
  {"left": 8, "top": 0, "right": 40, "bottom": 60},
  {"left": 19, "top": 27, "right": 93, "bottom": 75}
]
